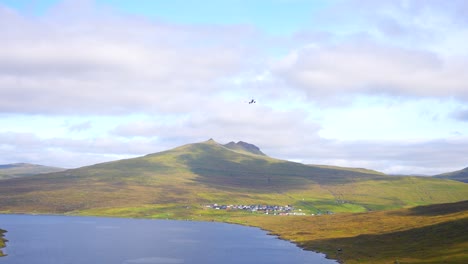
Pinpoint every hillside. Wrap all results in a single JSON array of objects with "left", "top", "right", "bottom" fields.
[
  {"left": 310, "top": 164, "right": 385, "bottom": 176},
  {"left": 435, "top": 167, "right": 468, "bottom": 183},
  {"left": 0, "top": 163, "right": 65, "bottom": 180},
  {"left": 240, "top": 200, "right": 468, "bottom": 264},
  {"left": 0, "top": 139, "right": 466, "bottom": 218}
]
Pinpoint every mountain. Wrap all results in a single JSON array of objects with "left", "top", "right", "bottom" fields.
[
  {"left": 310, "top": 164, "right": 385, "bottom": 175},
  {"left": 434, "top": 167, "right": 468, "bottom": 183},
  {"left": 223, "top": 140, "right": 266, "bottom": 156},
  {"left": 0, "top": 139, "right": 467, "bottom": 218},
  {"left": 0, "top": 163, "right": 65, "bottom": 180}
]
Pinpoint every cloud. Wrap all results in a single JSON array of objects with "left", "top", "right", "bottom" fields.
[
  {"left": 3, "top": 0, "right": 467, "bottom": 114},
  {"left": 1, "top": 1, "right": 467, "bottom": 176},
  {"left": 112, "top": 103, "right": 322, "bottom": 150},
  {"left": 276, "top": 42, "right": 435, "bottom": 92},
  {"left": 66, "top": 121, "right": 92, "bottom": 132},
  {"left": 275, "top": 137, "right": 468, "bottom": 175},
  {"left": 0, "top": 2, "right": 256, "bottom": 115},
  {"left": 271, "top": 0, "right": 468, "bottom": 102},
  {"left": 452, "top": 108, "right": 468, "bottom": 122},
  {"left": 0, "top": 131, "right": 159, "bottom": 167},
  {"left": 272, "top": 38, "right": 468, "bottom": 102}
]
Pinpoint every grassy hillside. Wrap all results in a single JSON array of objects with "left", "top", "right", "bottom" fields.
[
  {"left": 435, "top": 167, "right": 468, "bottom": 183},
  {"left": 0, "top": 139, "right": 466, "bottom": 218},
  {"left": 237, "top": 200, "right": 468, "bottom": 264},
  {"left": 0, "top": 163, "right": 65, "bottom": 180}
]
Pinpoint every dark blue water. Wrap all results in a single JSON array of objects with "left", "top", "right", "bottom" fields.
[{"left": 0, "top": 214, "right": 336, "bottom": 264}]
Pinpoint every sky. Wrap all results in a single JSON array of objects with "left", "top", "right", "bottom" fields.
[{"left": 1, "top": 0, "right": 468, "bottom": 175}]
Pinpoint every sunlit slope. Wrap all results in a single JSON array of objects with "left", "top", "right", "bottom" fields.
[{"left": 0, "top": 139, "right": 467, "bottom": 216}]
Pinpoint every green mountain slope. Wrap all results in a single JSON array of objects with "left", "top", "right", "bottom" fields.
[
  {"left": 0, "top": 139, "right": 467, "bottom": 218},
  {"left": 435, "top": 167, "right": 468, "bottom": 183},
  {"left": 0, "top": 163, "right": 65, "bottom": 180}
]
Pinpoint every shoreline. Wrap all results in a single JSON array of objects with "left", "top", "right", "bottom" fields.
[
  {"left": 2, "top": 200, "right": 467, "bottom": 263},
  {"left": 0, "top": 212, "right": 339, "bottom": 263}
]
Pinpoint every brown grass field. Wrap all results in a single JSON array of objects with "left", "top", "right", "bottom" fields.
[{"left": 228, "top": 200, "right": 468, "bottom": 264}]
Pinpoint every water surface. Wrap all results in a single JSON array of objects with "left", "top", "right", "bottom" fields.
[{"left": 0, "top": 214, "right": 336, "bottom": 264}]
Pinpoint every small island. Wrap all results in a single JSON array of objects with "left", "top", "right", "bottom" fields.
[{"left": 0, "top": 228, "right": 6, "bottom": 257}]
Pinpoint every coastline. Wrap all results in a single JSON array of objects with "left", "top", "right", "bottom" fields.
[
  {"left": 0, "top": 213, "right": 338, "bottom": 263},
  {"left": 1, "top": 201, "right": 467, "bottom": 264}
]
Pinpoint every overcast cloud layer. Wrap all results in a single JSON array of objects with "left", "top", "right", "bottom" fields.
[{"left": 1, "top": 0, "right": 468, "bottom": 175}]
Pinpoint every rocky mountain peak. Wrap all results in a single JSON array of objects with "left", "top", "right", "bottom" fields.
[{"left": 223, "top": 141, "right": 266, "bottom": 156}]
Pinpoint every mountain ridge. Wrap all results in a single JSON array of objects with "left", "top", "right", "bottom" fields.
[
  {"left": 0, "top": 163, "right": 65, "bottom": 180},
  {"left": 0, "top": 139, "right": 466, "bottom": 217},
  {"left": 434, "top": 167, "right": 468, "bottom": 183},
  {"left": 223, "top": 141, "right": 266, "bottom": 156}
]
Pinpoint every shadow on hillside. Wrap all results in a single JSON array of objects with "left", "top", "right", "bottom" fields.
[
  {"left": 0, "top": 175, "right": 77, "bottom": 194},
  {"left": 179, "top": 151, "right": 382, "bottom": 191},
  {"left": 302, "top": 218, "right": 468, "bottom": 264},
  {"left": 394, "top": 200, "right": 468, "bottom": 216}
]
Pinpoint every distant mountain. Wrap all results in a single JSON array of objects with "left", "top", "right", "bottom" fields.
[
  {"left": 0, "top": 163, "right": 65, "bottom": 180},
  {"left": 0, "top": 139, "right": 466, "bottom": 217},
  {"left": 310, "top": 164, "right": 385, "bottom": 175},
  {"left": 434, "top": 167, "right": 468, "bottom": 183}
]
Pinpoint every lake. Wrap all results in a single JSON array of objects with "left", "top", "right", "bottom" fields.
[{"left": 0, "top": 214, "right": 337, "bottom": 264}]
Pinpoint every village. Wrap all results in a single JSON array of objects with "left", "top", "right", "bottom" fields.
[{"left": 205, "top": 203, "right": 308, "bottom": 215}]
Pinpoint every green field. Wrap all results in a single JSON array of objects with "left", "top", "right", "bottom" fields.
[{"left": 0, "top": 139, "right": 467, "bottom": 263}]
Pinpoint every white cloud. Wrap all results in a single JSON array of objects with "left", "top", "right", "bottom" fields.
[
  {"left": 452, "top": 108, "right": 468, "bottom": 122},
  {"left": 272, "top": 40, "right": 468, "bottom": 100},
  {"left": 66, "top": 120, "right": 92, "bottom": 132},
  {"left": 275, "top": 137, "right": 468, "bottom": 175},
  {"left": 0, "top": 3, "right": 256, "bottom": 115},
  {"left": 112, "top": 102, "right": 322, "bottom": 150},
  {"left": 270, "top": 0, "right": 468, "bottom": 102},
  {"left": 0, "top": 131, "right": 162, "bottom": 168}
]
